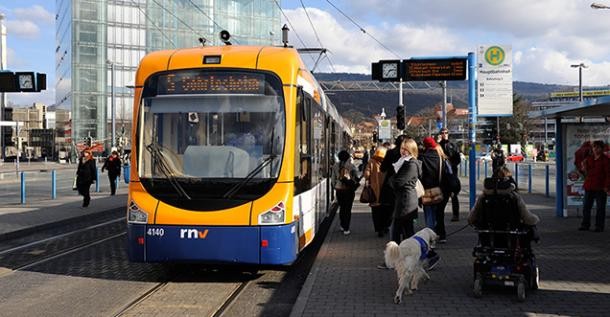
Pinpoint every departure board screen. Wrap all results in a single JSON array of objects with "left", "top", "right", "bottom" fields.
[
  {"left": 403, "top": 58, "right": 467, "bottom": 81},
  {"left": 157, "top": 72, "right": 266, "bottom": 95}
]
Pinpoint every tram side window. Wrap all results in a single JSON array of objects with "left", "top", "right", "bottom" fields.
[{"left": 295, "top": 88, "right": 312, "bottom": 194}]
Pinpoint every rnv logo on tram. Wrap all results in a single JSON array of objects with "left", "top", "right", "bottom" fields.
[{"left": 180, "top": 229, "right": 210, "bottom": 239}]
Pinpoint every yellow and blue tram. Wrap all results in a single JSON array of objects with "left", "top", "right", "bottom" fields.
[{"left": 126, "top": 43, "right": 351, "bottom": 265}]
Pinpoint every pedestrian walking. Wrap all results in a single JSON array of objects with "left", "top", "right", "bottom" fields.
[
  {"left": 332, "top": 150, "right": 359, "bottom": 235},
  {"left": 389, "top": 138, "right": 421, "bottom": 243},
  {"left": 578, "top": 140, "right": 610, "bottom": 232},
  {"left": 101, "top": 150, "right": 122, "bottom": 195},
  {"left": 491, "top": 143, "right": 505, "bottom": 176},
  {"left": 76, "top": 149, "right": 97, "bottom": 208},
  {"left": 438, "top": 128, "right": 462, "bottom": 222},
  {"left": 363, "top": 146, "right": 388, "bottom": 237}
]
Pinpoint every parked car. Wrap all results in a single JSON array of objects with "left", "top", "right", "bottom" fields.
[
  {"left": 506, "top": 153, "right": 525, "bottom": 162},
  {"left": 480, "top": 153, "right": 492, "bottom": 162}
]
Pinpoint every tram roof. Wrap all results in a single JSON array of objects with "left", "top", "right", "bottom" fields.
[{"left": 530, "top": 95, "right": 610, "bottom": 119}]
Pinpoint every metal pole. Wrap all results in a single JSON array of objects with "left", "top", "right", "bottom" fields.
[
  {"left": 399, "top": 78, "right": 404, "bottom": 134},
  {"left": 51, "top": 169, "right": 57, "bottom": 199},
  {"left": 110, "top": 62, "right": 116, "bottom": 148},
  {"left": 442, "top": 81, "right": 447, "bottom": 129},
  {"left": 15, "top": 122, "right": 19, "bottom": 175},
  {"left": 545, "top": 164, "right": 550, "bottom": 197},
  {"left": 527, "top": 164, "right": 532, "bottom": 194},
  {"left": 468, "top": 52, "right": 477, "bottom": 208},
  {"left": 20, "top": 171, "right": 25, "bottom": 204},
  {"left": 578, "top": 66, "right": 583, "bottom": 102}
]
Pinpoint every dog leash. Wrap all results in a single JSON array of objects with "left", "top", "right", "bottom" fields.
[{"left": 445, "top": 223, "right": 471, "bottom": 237}]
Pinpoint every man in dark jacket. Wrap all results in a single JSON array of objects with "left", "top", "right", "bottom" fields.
[
  {"left": 101, "top": 150, "right": 122, "bottom": 195},
  {"left": 438, "top": 128, "right": 461, "bottom": 222},
  {"left": 379, "top": 135, "right": 409, "bottom": 235}
]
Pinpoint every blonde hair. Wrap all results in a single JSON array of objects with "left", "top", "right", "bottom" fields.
[
  {"left": 434, "top": 144, "right": 447, "bottom": 160},
  {"left": 401, "top": 138, "right": 419, "bottom": 159},
  {"left": 496, "top": 166, "right": 512, "bottom": 178}
]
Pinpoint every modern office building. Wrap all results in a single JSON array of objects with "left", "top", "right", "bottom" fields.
[{"left": 55, "top": 0, "right": 280, "bottom": 151}]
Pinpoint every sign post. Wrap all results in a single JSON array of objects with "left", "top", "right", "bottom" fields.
[{"left": 0, "top": 120, "right": 22, "bottom": 174}]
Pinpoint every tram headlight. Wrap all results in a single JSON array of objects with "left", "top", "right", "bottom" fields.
[
  {"left": 127, "top": 201, "right": 148, "bottom": 224},
  {"left": 259, "top": 201, "right": 285, "bottom": 225}
]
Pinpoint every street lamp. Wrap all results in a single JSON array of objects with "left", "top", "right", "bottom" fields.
[
  {"left": 106, "top": 60, "right": 118, "bottom": 148},
  {"left": 570, "top": 63, "right": 587, "bottom": 102},
  {"left": 591, "top": 2, "right": 610, "bottom": 9}
]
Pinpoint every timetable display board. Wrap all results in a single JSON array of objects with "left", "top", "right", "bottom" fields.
[
  {"left": 158, "top": 72, "right": 265, "bottom": 95},
  {"left": 403, "top": 58, "right": 466, "bottom": 81}
]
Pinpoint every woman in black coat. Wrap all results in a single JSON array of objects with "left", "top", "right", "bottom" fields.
[
  {"left": 390, "top": 138, "right": 422, "bottom": 243},
  {"left": 77, "top": 149, "right": 97, "bottom": 207},
  {"left": 420, "top": 136, "right": 446, "bottom": 240}
]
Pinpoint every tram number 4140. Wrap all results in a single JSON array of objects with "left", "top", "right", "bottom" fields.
[{"left": 147, "top": 228, "right": 165, "bottom": 237}]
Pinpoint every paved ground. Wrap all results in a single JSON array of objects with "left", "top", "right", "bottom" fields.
[
  {"left": 0, "top": 162, "right": 607, "bottom": 316},
  {"left": 291, "top": 181, "right": 609, "bottom": 317}
]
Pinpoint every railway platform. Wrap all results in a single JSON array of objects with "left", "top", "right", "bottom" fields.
[
  {"left": 290, "top": 180, "right": 610, "bottom": 317},
  {"left": 0, "top": 161, "right": 128, "bottom": 241},
  {"left": 0, "top": 162, "right": 608, "bottom": 316}
]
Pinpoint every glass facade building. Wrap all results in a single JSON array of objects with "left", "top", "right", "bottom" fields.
[{"left": 55, "top": 0, "right": 280, "bottom": 149}]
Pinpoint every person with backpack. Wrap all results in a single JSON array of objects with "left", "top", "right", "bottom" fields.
[
  {"left": 332, "top": 150, "right": 359, "bottom": 235},
  {"left": 438, "top": 128, "right": 462, "bottom": 222}
]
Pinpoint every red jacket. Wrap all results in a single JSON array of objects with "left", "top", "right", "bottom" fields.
[{"left": 583, "top": 154, "right": 610, "bottom": 191}]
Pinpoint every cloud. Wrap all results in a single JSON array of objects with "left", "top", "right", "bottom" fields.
[
  {"left": 5, "top": 20, "right": 40, "bottom": 39},
  {"left": 13, "top": 5, "right": 54, "bottom": 24},
  {"left": 283, "top": 1, "right": 610, "bottom": 85}
]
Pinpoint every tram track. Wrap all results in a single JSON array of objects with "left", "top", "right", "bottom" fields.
[{"left": 0, "top": 216, "right": 126, "bottom": 276}]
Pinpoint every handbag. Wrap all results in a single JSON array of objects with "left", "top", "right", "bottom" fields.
[
  {"left": 359, "top": 184, "right": 375, "bottom": 204},
  {"left": 442, "top": 161, "right": 461, "bottom": 194},
  {"left": 421, "top": 186, "right": 444, "bottom": 205},
  {"left": 421, "top": 157, "right": 444, "bottom": 205},
  {"left": 415, "top": 179, "right": 425, "bottom": 198}
]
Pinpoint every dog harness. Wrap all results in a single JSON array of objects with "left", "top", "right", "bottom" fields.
[{"left": 413, "top": 236, "right": 429, "bottom": 260}]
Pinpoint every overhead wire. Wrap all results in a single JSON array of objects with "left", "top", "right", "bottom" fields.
[
  {"left": 186, "top": 0, "right": 240, "bottom": 45},
  {"left": 271, "top": 0, "right": 317, "bottom": 64},
  {"left": 129, "top": 0, "right": 177, "bottom": 48},
  {"left": 150, "top": 0, "right": 207, "bottom": 42},
  {"left": 298, "top": 0, "right": 338, "bottom": 73},
  {"left": 324, "top": 0, "right": 402, "bottom": 59}
]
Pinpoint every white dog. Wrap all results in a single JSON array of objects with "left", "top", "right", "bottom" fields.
[{"left": 383, "top": 227, "right": 439, "bottom": 304}]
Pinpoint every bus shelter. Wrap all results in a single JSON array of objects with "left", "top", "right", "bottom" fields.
[{"left": 531, "top": 96, "right": 610, "bottom": 217}]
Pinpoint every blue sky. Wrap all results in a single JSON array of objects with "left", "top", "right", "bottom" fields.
[{"left": 2, "top": 0, "right": 610, "bottom": 107}]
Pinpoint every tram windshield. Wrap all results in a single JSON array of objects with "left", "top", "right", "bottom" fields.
[{"left": 137, "top": 70, "right": 285, "bottom": 204}]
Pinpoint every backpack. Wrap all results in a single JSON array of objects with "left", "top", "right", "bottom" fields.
[
  {"left": 335, "top": 163, "right": 357, "bottom": 190},
  {"left": 441, "top": 160, "right": 461, "bottom": 194}
]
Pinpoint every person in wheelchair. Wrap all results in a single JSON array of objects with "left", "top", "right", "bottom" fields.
[{"left": 468, "top": 166, "right": 539, "bottom": 248}]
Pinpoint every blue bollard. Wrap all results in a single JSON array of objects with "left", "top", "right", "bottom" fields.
[
  {"left": 123, "top": 164, "right": 130, "bottom": 183},
  {"left": 527, "top": 164, "right": 532, "bottom": 194},
  {"left": 52, "top": 170, "right": 57, "bottom": 199},
  {"left": 514, "top": 163, "right": 519, "bottom": 188},
  {"left": 477, "top": 160, "right": 480, "bottom": 181},
  {"left": 484, "top": 160, "right": 488, "bottom": 178},
  {"left": 96, "top": 168, "right": 100, "bottom": 192},
  {"left": 545, "top": 165, "right": 550, "bottom": 197},
  {"left": 20, "top": 172, "right": 26, "bottom": 204}
]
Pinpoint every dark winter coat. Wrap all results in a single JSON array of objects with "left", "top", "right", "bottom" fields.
[
  {"left": 391, "top": 158, "right": 422, "bottom": 219},
  {"left": 77, "top": 158, "right": 97, "bottom": 186},
  {"left": 102, "top": 156, "right": 122, "bottom": 178},
  {"left": 420, "top": 149, "right": 442, "bottom": 189}
]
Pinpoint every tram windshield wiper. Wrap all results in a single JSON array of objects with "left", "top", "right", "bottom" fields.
[
  {"left": 223, "top": 154, "right": 277, "bottom": 199},
  {"left": 145, "top": 142, "right": 192, "bottom": 200}
]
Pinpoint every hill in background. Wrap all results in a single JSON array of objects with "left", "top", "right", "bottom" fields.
[{"left": 313, "top": 72, "right": 584, "bottom": 119}]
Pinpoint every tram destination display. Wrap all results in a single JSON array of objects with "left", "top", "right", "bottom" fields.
[
  {"left": 157, "top": 71, "right": 266, "bottom": 95},
  {"left": 403, "top": 58, "right": 466, "bottom": 81}
]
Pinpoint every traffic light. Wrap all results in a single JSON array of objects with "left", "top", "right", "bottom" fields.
[
  {"left": 396, "top": 105, "right": 405, "bottom": 130},
  {"left": 0, "top": 71, "right": 47, "bottom": 92}
]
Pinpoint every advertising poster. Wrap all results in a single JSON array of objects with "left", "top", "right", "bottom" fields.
[{"left": 565, "top": 124, "right": 610, "bottom": 206}]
